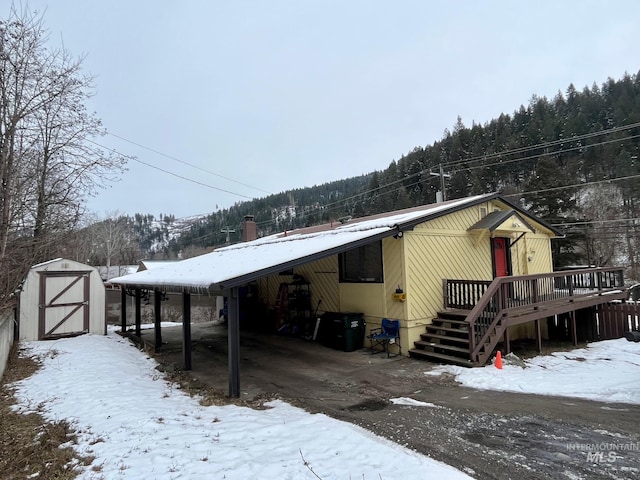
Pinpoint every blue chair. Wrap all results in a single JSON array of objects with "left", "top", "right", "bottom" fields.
[{"left": 368, "top": 319, "right": 401, "bottom": 357}]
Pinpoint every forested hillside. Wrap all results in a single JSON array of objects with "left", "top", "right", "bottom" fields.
[{"left": 121, "top": 72, "right": 640, "bottom": 281}]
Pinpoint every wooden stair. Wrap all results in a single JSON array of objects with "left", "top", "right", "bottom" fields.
[{"left": 409, "top": 310, "right": 476, "bottom": 367}]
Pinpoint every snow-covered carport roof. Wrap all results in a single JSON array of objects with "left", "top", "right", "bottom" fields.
[{"left": 109, "top": 193, "right": 558, "bottom": 293}]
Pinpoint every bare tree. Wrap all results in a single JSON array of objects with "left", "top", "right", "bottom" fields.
[
  {"left": 578, "top": 184, "right": 624, "bottom": 267},
  {"left": 0, "top": 6, "right": 128, "bottom": 306},
  {"left": 90, "top": 213, "right": 139, "bottom": 280}
]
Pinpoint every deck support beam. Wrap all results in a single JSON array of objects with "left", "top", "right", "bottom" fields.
[
  {"left": 154, "top": 289, "right": 162, "bottom": 352},
  {"left": 182, "top": 291, "right": 192, "bottom": 370},
  {"left": 227, "top": 287, "right": 241, "bottom": 398},
  {"left": 570, "top": 310, "right": 578, "bottom": 346},
  {"left": 503, "top": 327, "right": 510, "bottom": 355},
  {"left": 535, "top": 319, "right": 542, "bottom": 353}
]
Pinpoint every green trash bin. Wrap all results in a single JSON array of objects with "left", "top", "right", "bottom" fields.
[{"left": 319, "top": 312, "right": 365, "bottom": 352}]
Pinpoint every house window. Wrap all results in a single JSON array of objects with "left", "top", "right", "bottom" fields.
[
  {"left": 339, "top": 241, "right": 383, "bottom": 283},
  {"left": 479, "top": 207, "right": 487, "bottom": 218}
]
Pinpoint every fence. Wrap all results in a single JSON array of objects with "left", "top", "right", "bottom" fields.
[
  {"left": 0, "top": 309, "right": 15, "bottom": 380},
  {"left": 595, "top": 301, "right": 640, "bottom": 340}
]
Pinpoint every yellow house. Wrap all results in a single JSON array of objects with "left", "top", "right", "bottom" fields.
[{"left": 253, "top": 193, "right": 566, "bottom": 363}]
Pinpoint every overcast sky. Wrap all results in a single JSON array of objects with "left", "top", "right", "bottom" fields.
[{"left": 4, "top": 1, "right": 640, "bottom": 219}]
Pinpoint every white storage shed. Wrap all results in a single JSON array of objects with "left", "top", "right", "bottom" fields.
[{"left": 18, "top": 258, "right": 106, "bottom": 341}]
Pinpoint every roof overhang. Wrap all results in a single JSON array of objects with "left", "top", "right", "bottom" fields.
[
  {"left": 467, "top": 209, "right": 536, "bottom": 236},
  {"left": 110, "top": 225, "right": 401, "bottom": 294}
]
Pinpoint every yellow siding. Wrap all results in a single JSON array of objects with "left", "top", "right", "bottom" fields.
[
  {"left": 509, "top": 321, "right": 549, "bottom": 341},
  {"left": 256, "top": 256, "right": 340, "bottom": 316},
  {"left": 407, "top": 233, "right": 494, "bottom": 321},
  {"left": 339, "top": 283, "right": 386, "bottom": 317},
  {"left": 402, "top": 203, "right": 556, "bottom": 353},
  {"left": 382, "top": 237, "right": 407, "bottom": 321},
  {"left": 522, "top": 235, "right": 553, "bottom": 274},
  {"left": 296, "top": 257, "right": 340, "bottom": 314}
]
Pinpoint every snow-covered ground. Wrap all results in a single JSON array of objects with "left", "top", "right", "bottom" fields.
[
  {"left": 10, "top": 327, "right": 471, "bottom": 480},
  {"left": 427, "top": 338, "right": 640, "bottom": 405},
  {"left": 10, "top": 328, "right": 640, "bottom": 479}
]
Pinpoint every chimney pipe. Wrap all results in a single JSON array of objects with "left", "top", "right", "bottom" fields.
[{"left": 241, "top": 215, "right": 257, "bottom": 242}]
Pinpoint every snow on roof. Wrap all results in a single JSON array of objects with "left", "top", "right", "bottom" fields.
[
  {"left": 98, "top": 265, "right": 138, "bottom": 281},
  {"left": 109, "top": 194, "right": 489, "bottom": 291},
  {"left": 138, "top": 260, "right": 180, "bottom": 271},
  {"left": 31, "top": 258, "right": 64, "bottom": 269}
]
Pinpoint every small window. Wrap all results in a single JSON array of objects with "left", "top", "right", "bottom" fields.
[
  {"left": 339, "top": 242, "right": 383, "bottom": 283},
  {"left": 479, "top": 207, "right": 487, "bottom": 218}
]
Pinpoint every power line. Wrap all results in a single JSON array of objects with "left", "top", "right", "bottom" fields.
[
  {"left": 107, "top": 132, "right": 272, "bottom": 195},
  {"left": 451, "top": 133, "right": 640, "bottom": 175},
  {"left": 552, "top": 217, "right": 640, "bottom": 227},
  {"left": 504, "top": 173, "right": 640, "bottom": 197},
  {"left": 300, "top": 123, "right": 640, "bottom": 222},
  {"left": 103, "top": 121, "right": 640, "bottom": 228},
  {"left": 86, "top": 139, "right": 255, "bottom": 199},
  {"left": 102, "top": 120, "right": 640, "bottom": 239},
  {"left": 440, "top": 121, "right": 640, "bottom": 171}
]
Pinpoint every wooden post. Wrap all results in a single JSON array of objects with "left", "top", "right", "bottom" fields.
[
  {"left": 182, "top": 291, "right": 192, "bottom": 371},
  {"left": 570, "top": 310, "right": 577, "bottom": 346},
  {"left": 503, "top": 327, "right": 511, "bottom": 355},
  {"left": 154, "top": 289, "right": 162, "bottom": 352},
  {"left": 120, "top": 287, "right": 127, "bottom": 333},
  {"left": 228, "top": 287, "right": 241, "bottom": 398},
  {"left": 135, "top": 289, "right": 142, "bottom": 337},
  {"left": 535, "top": 319, "right": 542, "bottom": 353}
]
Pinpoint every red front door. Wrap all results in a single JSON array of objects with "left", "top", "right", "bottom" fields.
[{"left": 492, "top": 237, "right": 509, "bottom": 277}]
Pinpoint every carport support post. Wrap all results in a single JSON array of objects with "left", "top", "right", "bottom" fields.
[
  {"left": 120, "top": 287, "right": 127, "bottom": 333},
  {"left": 182, "top": 291, "right": 192, "bottom": 370},
  {"left": 227, "top": 287, "right": 241, "bottom": 398},
  {"left": 134, "top": 289, "right": 141, "bottom": 337},
  {"left": 154, "top": 289, "right": 162, "bottom": 352}
]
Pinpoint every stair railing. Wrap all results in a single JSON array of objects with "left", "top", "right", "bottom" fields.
[{"left": 446, "top": 267, "right": 626, "bottom": 364}]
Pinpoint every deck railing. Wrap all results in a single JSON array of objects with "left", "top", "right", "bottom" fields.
[
  {"left": 444, "top": 279, "right": 492, "bottom": 309},
  {"left": 444, "top": 267, "right": 626, "bottom": 363}
]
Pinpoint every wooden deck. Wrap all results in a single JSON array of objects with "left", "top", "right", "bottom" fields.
[{"left": 409, "top": 267, "right": 631, "bottom": 366}]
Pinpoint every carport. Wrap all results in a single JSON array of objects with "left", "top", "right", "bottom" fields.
[{"left": 109, "top": 215, "right": 413, "bottom": 397}]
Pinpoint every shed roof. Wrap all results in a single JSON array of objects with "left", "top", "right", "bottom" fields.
[{"left": 109, "top": 193, "right": 558, "bottom": 292}]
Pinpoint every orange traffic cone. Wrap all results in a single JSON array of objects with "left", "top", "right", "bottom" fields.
[{"left": 495, "top": 351, "right": 503, "bottom": 369}]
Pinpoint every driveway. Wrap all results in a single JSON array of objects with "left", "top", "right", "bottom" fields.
[{"left": 139, "top": 321, "right": 640, "bottom": 480}]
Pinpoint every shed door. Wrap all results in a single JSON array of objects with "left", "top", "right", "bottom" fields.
[{"left": 39, "top": 271, "right": 90, "bottom": 340}]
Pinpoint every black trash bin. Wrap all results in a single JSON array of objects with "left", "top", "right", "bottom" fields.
[{"left": 318, "top": 312, "right": 365, "bottom": 352}]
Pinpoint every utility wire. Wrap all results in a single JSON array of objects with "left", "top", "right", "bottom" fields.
[
  {"left": 440, "top": 121, "right": 640, "bottom": 171},
  {"left": 552, "top": 217, "right": 640, "bottom": 227},
  {"left": 451, "top": 134, "right": 640, "bottom": 174},
  {"left": 93, "top": 121, "right": 640, "bottom": 233},
  {"left": 107, "top": 131, "right": 272, "bottom": 195},
  {"left": 302, "top": 126, "right": 640, "bottom": 222},
  {"left": 504, "top": 173, "right": 640, "bottom": 197},
  {"left": 105, "top": 121, "right": 640, "bottom": 224},
  {"left": 87, "top": 139, "right": 254, "bottom": 199}
]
